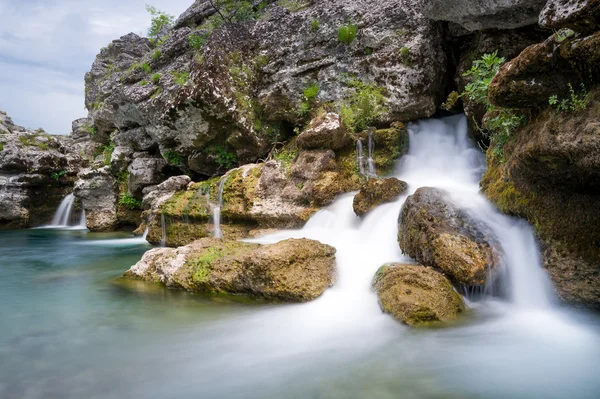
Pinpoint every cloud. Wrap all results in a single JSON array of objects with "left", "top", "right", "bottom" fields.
[{"left": 0, "top": 0, "right": 191, "bottom": 134}]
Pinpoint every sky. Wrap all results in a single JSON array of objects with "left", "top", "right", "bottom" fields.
[{"left": 0, "top": 0, "right": 191, "bottom": 134}]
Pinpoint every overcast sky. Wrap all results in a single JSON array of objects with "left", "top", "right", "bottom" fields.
[{"left": 0, "top": 0, "right": 191, "bottom": 134}]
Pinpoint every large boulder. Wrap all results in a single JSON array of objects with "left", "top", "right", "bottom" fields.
[
  {"left": 297, "top": 113, "right": 352, "bottom": 151},
  {"left": 373, "top": 263, "right": 465, "bottom": 327},
  {"left": 124, "top": 238, "right": 336, "bottom": 302},
  {"left": 420, "top": 0, "right": 547, "bottom": 31},
  {"left": 74, "top": 166, "right": 118, "bottom": 231},
  {"left": 539, "top": 0, "right": 600, "bottom": 33},
  {"left": 481, "top": 87, "right": 600, "bottom": 308},
  {"left": 398, "top": 187, "right": 501, "bottom": 287},
  {"left": 353, "top": 177, "right": 407, "bottom": 217},
  {"left": 489, "top": 30, "right": 600, "bottom": 109}
]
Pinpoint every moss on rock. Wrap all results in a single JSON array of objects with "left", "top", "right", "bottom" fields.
[
  {"left": 373, "top": 263, "right": 465, "bottom": 327},
  {"left": 353, "top": 177, "right": 408, "bottom": 217}
]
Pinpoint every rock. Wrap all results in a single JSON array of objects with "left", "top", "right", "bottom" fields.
[
  {"left": 110, "top": 146, "right": 133, "bottom": 173},
  {"left": 539, "top": 0, "right": 600, "bottom": 33},
  {"left": 398, "top": 187, "right": 501, "bottom": 287},
  {"left": 74, "top": 166, "right": 118, "bottom": 231},
  {"left": 297, "top": 113, "right": 352, "bottom": 151},
  {"left": 481, "top": 87, "right": 600, "bottom": 308},
  {"left": 373, "top": 263, "right": 465, "bottom": 327},
  {"left": 421, "top": 0, "right": 547, "bottom": 31},
  {"left": 124, "top": 238, "right": 336, "bottom": 302},
  {"left": 0, "top": 110, "right": 88, "bottom": 228},
  {"left": 127, "top": 157, "right": 167, "bottom": 196},
  {"left": 141, "top": 175, "right": 192, "bottom": 211},
  {"left": 353, "top": 178, "right": 408, "bottom": 217},
  {"left": 489, "top": 30, "right": 600, "bottom": 109}
]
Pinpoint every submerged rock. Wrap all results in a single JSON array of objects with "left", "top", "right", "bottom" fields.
[
  {"left": 124, "top": 238, "right": 336, "bottom": 302},
  {"left": 353, "top": 178, "right": 407, "bottom": 217},
  {"left": 373, "top": 263, "right": 465, "bottom": 327},
  {"left": 398, "top": 187, "right": 501, "bottom": 287}
]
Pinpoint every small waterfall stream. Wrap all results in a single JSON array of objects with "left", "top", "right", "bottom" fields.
[
  {"left": 47, "top": 193, "right": 87, "bottom": 229},
  {"left": 213, "top": 176, "right": 228, "bottom": 239},
  {"left": 356, "top": 130, "right": 377, "bottom": 179}
]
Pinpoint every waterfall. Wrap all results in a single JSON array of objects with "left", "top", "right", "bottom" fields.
[
  {"left": 160, "top": 213, "right": 167, "bottom": 247},
  {"left": 48, "top": 194, "right": 86, "bottom": 229},
  {"left": 213, "top": 176, "right": 227, "bottom": 239},
  {"left": 356, "top": 131, "right": 377, "bottom": 179},
  {"left": 51, "top": 194, "right": 75, "bottom": 226}
]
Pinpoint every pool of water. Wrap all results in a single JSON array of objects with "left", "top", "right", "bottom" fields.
[{"left": 1, "top": 228, "right": 600, "bottom": 399}]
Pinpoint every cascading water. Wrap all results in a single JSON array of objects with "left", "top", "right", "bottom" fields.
[
  {"left": 47, "top": 193, "right": 87, "bottom": 229},
  {"left": 213, "top": 175, "right": 227, "bottom": 239},
  {"left": 160, "top": 213, "right": 167, "bottom": 247},
  {"left": 366, "top": 129, "right": 376, "bottom": 178},
  {"left": 356, "top": 131, "right": 377, "bottom": 179}
]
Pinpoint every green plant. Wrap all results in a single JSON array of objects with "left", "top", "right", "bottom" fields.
[
  {"left": 151, "top": 50, "right": 161, "bottom": 61},
  {"left": 141, "top": 63, "right": 152, "bottom": 74},
  {"left": 0, "top": 143, "right": 3, "bottom": 152},
  {"left": 119, "top": 192, "right": 142, "bottom": 210},
  {"left": 554, "top": 28, "right": 575, "bottom": 43},
  {"left": 206, "top": 0, "right": 256, "bottom": 23},
  {"left": 460, "top": 52, "right": 526, "bottom": 161},
  {"left": 311, "top": 19, "right": 320, "bottom": 32},
  {"left": 139, "top": 80, "right": 149, "bottom": 86},
  {"left": 338, "top": 23, "right": 358, "bottom": 44},
  {"left": 297, "top": 182, "right": 304, "bottom": 189},
  {"left": 50, "top": 171, "right": 66, "bottom": 180},
  {"left": 146, "top": 5, "right": 174, "bottom": 39},
  {"left": 210, "top": 145, "right": 238, "bottom": 170},
  {"left": 548, "top": 83, "right": 588, "bottom": 113},
  {"left": 152, "top": 73, "right": 161, "bottom": 84},
  {"left": 278, "top": 0, "right": 309, "bottom": 12},
  {"left": 253, "top": 54, "right": 270, "bottom": 69},
  {"left": 98, "top": 141, "right": 115, "bottom": 166},
  {"left": 339, "top": 76, "right": 387, "bottom": 132},
  {"left": 152, "top": 87, "right": 163, "bottom": 98},
  {"left": 296, "top": 82, "right": 320, "bottom": 117},
  {"left": 189, "top": 32, "right": 208, "bottom": 49},
  {"left": 399, "top": 46, "right": 410, "bottom": 65},
  {"left": 274, "top": 145, "right": 297, "bottom": 170},
  {"left": 171, "top": 71, "right": 190, "bottom": 86},
  {"left": 164, "top": 151, "right": 184, "bottom": 165}
]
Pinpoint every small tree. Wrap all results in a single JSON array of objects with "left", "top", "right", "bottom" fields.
[
  {"left": 206, "top": 0, "right": 255, "bottom": 23},
  {"left": 146, "top": 5, "right": 174, "bottom": 39}
]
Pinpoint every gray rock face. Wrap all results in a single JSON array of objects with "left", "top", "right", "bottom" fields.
[
  {"left": 127, "top": 157, "right": 167, "bottom": 196},
  {"left": 297, "top": 113, "right": 351, "bottom": 151},
  {"left": 74, "top": 166, "right": 118, "bottom": 231},
  {"left": 0, "top": 110, "right": 89, "bottom": 228},
  {"left": 142, "top": 175, "right": 191, "bottom": 211},
  {"left": 421, "top": 0, "right": 547, "bottom": 30},
  {"left": 539, "top": 0, "right": 600, "bottom": 32},
  {"left": 398, "top": 187, "right": 502, "bottom": 287}
]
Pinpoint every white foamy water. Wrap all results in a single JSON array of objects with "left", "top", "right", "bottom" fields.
[{"left": 37, "top": 193, "right": 87, "bottom": 230}]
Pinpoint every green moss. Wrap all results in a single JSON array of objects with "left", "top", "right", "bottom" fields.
[
  {"left": 171, "top": 71, "right": 190, "bottom": 86},
  {"left": 151, "top": 50, "right": 161, "bottom": 61},
  {"left": 339, "top": 76, "right": 388, "bottom": 133},
  {"left": 274, "top": 141, "right": 298, "bottom": 172},
  {"left": 338, "top": 23, "right": 358, "bottom": 45},
  {"left": 141, "top": 63, "right": 152, "bottom": 74},
  {"left": 278, "top": 0, "right": 309, "bottom": 12},
  {"left": 0, "top": 143, "right": 3, "bottom": 152},
  {"left": 152, "top": 73, "right": 161, "bottom": 84}
]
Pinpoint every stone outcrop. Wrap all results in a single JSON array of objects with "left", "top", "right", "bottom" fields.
[
  {"left": 373, "top": 263, "right": 465, "bottom": 327},
  {"left": 421, "top": 0, "right": 547, "bottom": 31},
  {"left": 73, "top": 167, "right": 118, "bottom": 231},
  {"left": 297, "top": 113, "right": 351, "bottom": 151},
  {"left": 398, "top": 187, "right": 501, "bottom": 287},
  {"left": 353, "top": 177, "right": 408, "bottom": 217},
  {"left": 489, "top": 30, "right": 600, "bottom": 109},
  {"left": 124, "top": 238, "right": 336, "bottom": 302},
  {"left": 481, "top": 87, "right": 600, "bottom": 308},
  {"left": 539, "top": 0, "right": 600, "bottom": 33},
  {"left": 0, "top": 110, "right": 92, "bottom": 228}
]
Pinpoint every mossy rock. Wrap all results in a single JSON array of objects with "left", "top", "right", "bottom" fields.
[
  {"left": 373, "top": 263, "right": 465, "bottom": 327},
  {"left": 125, "top": 238, "right": 337, "bottom": 302},
  {"left": 353, "top": 177, "right": 408, "bottom": 217}
]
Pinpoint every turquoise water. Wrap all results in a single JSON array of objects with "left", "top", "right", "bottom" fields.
[{"left": 2, "top": 229, "right": 600, "bottom": 399}]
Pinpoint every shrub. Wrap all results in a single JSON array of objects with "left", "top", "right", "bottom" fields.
[
  {"left": 164, "top": 151, "right": 184, "bottom": 165},
  {"left": 340, "top": 77, "right": 387, "bottom": 132},
  {"left": 548, "top": 83, "right": 588, "bottom": 113},
  {"left": 50, "top": 171, "right": 66, "bottom": 180},
  {"left": 152, "top": 73, "right": 161, "bottom": 84},
  {"left": 460, "top": 52, "right": 527, "bottom": 161},
  {"left": 151, "top": 50, "right": 161, "bottom": 61},
  {"left": 399, "top": 46, "right": 410, "bottom": 65},
  {"left": 171, "top": 71, "right": 190, "bottom": 86},
  {"left": 119, "top": 192, "right": 142, "bottom": 210},
  {"left": 139, "top": 80, "right": 149, "bottom": 86},
  {"left": 146, "top": 5, "right": 174, "bottom": 39},
  {"left": 210, "top": 145, "right": 238, "bottom": 170},
  {"left": 141, "top": 63, "right": 152, "bottom": 74},
  {"left": 338, "top": 23, "right": 358, "bottom": 44},
  {"left": 296, "top": 82, "right": 320, "bottom": 117},
  {"left": 102, "top": 141, "right": 115, "bottom": 166},
  {"left": 189, "top": 33, "right": 208, "bottom": 49}
]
